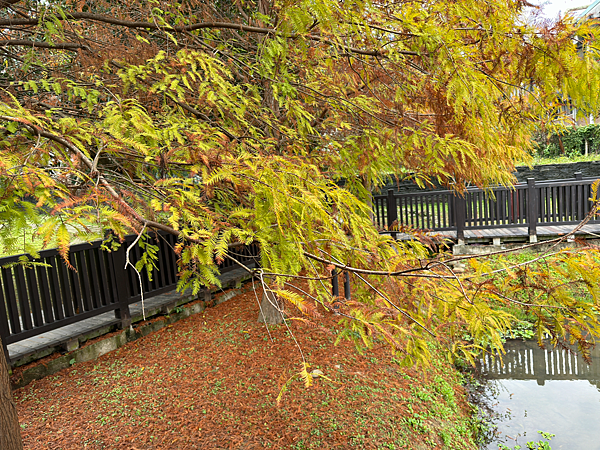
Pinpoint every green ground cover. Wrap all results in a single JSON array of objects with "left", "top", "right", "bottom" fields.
[{"left": 518, "top": 154, "right": 600, "bottom": 166}]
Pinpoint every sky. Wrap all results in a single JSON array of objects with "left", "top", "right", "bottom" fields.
[{"left": 535, "top": 0, "right": 596, "bottom": 19}]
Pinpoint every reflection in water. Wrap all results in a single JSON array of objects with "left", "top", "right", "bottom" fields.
[{"left": 481, "top": 340, "right": 600, "bottom": 449}]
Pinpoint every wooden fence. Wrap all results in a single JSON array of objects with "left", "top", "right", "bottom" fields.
[
  {"left": 373, "top": 172, "right": 600, "bottom": 239},
  {"left": 0, "top": 232, "right": 260, "bottom": 355}
]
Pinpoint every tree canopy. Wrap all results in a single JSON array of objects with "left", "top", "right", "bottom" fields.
[{"left": 0, "top": 0, "right": 600, "bottom": 367}]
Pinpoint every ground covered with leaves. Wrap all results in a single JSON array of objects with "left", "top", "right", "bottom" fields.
[{"left": 12, "top": 284, "right": 479, "bottom": 449}]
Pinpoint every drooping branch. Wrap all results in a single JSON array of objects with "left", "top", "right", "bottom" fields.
[
  {"left": 302, "top": 250, "right": 452, "bottom": 278},
  {"left": 0, "top": 12, "right": 419, "bottom": 58},
  {"left": 0, "top": 14, "right": 279, "bottom": 34},
  {"left": 0, "top": 115, "right": 181, "bottom": 238},
  {"left": 0, "top": 116, "right": 459, "bottom": 288}
]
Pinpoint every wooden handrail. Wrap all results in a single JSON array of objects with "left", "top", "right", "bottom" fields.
[{"left": 373, "top": 173, "right": 600, "bottom": 236}]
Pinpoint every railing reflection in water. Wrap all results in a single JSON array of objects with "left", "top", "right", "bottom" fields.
[{"left": 479, "top": 339, "right": 600, "bottom": 387}]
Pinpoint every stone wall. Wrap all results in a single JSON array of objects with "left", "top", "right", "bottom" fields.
[{"left": 514, "top": 160, "right": 600, "bottom": 182}]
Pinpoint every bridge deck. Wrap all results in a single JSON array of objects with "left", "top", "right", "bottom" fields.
[{"left": 395, "top": 223, "right": 600, "bottom": 244}]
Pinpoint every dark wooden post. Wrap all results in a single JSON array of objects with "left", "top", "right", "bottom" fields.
[
  {"left": 454, "top": 195, "right": 466, "bottom": 242},
  {"left": 527, "top": 178, "right": 537, "bottom": 241},
  {"left": 534, "top": 348, "right": 547, "bottom": 386},
  {"left": 111, "top": 244, "right": 132, "bottom": 328},
  {"left": 0, "top": 285, "right": 11, "bottom": 364},
  {"left": 343, "top": 271, "right": 351, "bottom": 301},
  {"left": 331, "top": 269, "right": 339, "bottom": 299},
  {"left": 574, "top": 172, "right": 585, "bottom": 220},
  {"left": 386, "top": 189, "right": 398, "bottom": 239}
]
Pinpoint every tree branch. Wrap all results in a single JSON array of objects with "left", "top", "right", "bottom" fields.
[
  {"left": 0, "top": 115, "right": 180, "bottom": 238},
  {"left": 0, "top": 13, "right": 419, "bottom": 58},
  {"left": 0, "top": 0, "right": 20, "bottom": 10},
  {"left": 302, "top": 250, "right": 455, "bottom": 278}
]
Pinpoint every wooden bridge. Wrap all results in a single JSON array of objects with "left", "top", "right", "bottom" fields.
[
  {"left": 373, "top": 172, "right": 600, "bottom": 245},
  {"left": 480, "top": 339, "right": 600, "bottom": 387},
  {"left": 0, "top": 233, "right": 260, "bottom": 363}
]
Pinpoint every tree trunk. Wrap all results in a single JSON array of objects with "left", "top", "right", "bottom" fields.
[
  {"left": 257, "top": 290, "right": 284, "bottom": 325},
  {"left": 558, "top": 135, "right": 565, "bottom": 154},
  {"left": 0, "top": 340, "right": 23, "bottom": 450}
]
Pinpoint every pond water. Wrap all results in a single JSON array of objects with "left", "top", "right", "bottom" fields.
[{"left": 481, "top": 339, "right": 600, "bottom": 449}]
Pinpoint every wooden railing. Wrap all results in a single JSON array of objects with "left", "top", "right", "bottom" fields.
[
  {"left": 0, "top": 232, "right": 260, "bottom": 354},
  {"left": 373, "top": 172, "right": 600, "bottom": 239}
]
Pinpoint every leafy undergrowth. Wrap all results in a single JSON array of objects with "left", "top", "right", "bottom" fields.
[
  {"left": 13, "top": 284, "right": 478, "bottom": 449},
  {"left": 464, "top": 248, "right": 600, "bottom": 340}
]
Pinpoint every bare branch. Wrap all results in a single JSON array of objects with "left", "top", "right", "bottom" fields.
[{"left": 0, "top": 13, "right": 420, "bottom": 58}]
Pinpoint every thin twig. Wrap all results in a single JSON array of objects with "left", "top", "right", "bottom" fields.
[{"left": 125, "top": 224, "right": 147, "bottom": 320}]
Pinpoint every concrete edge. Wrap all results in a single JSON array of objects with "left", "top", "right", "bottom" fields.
[
  {"left": 8, "top": 293, "right": 199, "bottom": 369},
  {"left": 10, "top": 275, "right": 252, "bottom": 390}
]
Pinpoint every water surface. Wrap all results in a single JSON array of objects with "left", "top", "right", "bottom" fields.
[{"left": 481, "top": 340, "right": 600, "bottom": 449}]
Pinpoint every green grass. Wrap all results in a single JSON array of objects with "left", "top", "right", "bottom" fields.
[{"left": 518, "top": 154, "right": 600, "bottom": 166}]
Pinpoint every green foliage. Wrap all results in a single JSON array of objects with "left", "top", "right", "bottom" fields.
[
  {"left": 135, "top": 233, "right": 160, "bottom": 281},
  {"left": 527, "top": 154, "right": 600, "bottom": 166},
  {"left": 504, "top": 321, "right": 535, "bottom": 341},
  {"left": 534, "top": 124, "right": 600, "bottom": 158},
  {"left": 498, "top": 431, "right": 554, "bottom": 450}
]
